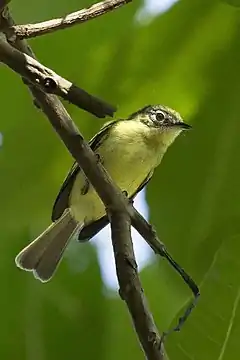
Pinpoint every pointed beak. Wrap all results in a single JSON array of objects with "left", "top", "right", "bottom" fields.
[
  {"left": 174, "top": 122, "right": 191, "bottom": 130},
  {"left": 181, "top": 122, "right": 191, "bottom": 130}
]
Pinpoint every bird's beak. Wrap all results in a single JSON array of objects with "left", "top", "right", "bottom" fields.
[{"left": 175, "top": 122, "right": 192, "bottom": 130}]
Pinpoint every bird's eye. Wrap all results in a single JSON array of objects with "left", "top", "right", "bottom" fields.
[{"left": 155, "top": 111, "right": 166, "bottom": 122}]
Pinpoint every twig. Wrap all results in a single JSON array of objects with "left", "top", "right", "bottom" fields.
[
  {"left": 8, "top": 0, "right": 132, "bottom": 40},
  {"left": 0, "top": 35, "right": 115, "bottom": 118},
  {"left": 0, "top": 8, "right": 165, "bottom": 360},
  {"left": 131, "top": 208, "right": 200, "bottom": 335}
]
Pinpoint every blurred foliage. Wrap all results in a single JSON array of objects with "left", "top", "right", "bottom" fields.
[
  {"left": 1, "top": 0, "right": 240, "bottom": 359},
  {"left": 222, "top": 0, "right": 240, "bottom": 7}
]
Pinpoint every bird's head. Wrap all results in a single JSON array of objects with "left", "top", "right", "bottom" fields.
[{"left": 128, "top": 104, "right": 191, "bottom": 147}]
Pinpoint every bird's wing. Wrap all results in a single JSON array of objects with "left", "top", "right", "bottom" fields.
[
  {"left": 51, "top": 120, "right": 120, "bottom": 221},
  {"left": 78, "top": 171, "right": 153, "bottom": 241}
]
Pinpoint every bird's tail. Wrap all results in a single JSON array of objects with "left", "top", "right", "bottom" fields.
[{"left": 15, "top": 210, "right": 79, "bottom": 282}]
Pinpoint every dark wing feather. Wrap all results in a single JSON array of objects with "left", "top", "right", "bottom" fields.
[
  {"left": 78, "top": 215, "right": 109, "bottom": 242},
  {"left": 78, "top": 171, "right": 153, "bottom": 242},
  {"left": 51, "top": 163, "right": 79, "bottom": 221},
  {"left": 51, "top": 121, "right": 120, "bottom": 221}
]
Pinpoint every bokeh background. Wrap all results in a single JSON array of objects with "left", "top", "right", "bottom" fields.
[{"left": 1, "top": 0, "right": 240, "bottom": 359}]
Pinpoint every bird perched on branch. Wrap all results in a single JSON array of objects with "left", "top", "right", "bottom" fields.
[{"left": 15, "top": 104, "right": 191, "bottom": 282}]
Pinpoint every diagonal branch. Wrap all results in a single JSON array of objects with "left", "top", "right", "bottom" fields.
[
  {"left": 0, "top": 7, "right": 165, "bottom": 360},
  {"left": 8, "top": 0, "right": 132, "bottom": 40},
  {"left": 130, "top": 207, "right": 200, "bottom": 335},
  {"left": 0, "top": 36, "right": 116, "bottom": 118},
  {"left": 34, "top": 89, "right": 165, "bottom": 360}
]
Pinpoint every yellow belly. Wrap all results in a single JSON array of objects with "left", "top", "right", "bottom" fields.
[{"left": 69, "top": 120, "right": 164, "bottom": 224}]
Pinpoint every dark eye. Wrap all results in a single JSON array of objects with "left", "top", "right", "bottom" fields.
[{"left": 155, "top": 111, "right": 166, "bottom": 122}]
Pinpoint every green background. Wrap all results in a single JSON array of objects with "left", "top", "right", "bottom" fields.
[{"left": 1, "top": 0, "right": 240, "bottom": 359}]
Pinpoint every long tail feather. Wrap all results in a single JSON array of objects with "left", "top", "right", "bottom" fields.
[{"left": 15, "top": 210, "right": 79, "bottom": 282}]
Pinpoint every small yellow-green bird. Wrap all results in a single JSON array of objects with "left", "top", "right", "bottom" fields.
[{"left": 15, "top": 105, "right": 191, "bottom": 282}]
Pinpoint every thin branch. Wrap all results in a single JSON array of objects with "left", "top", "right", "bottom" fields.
[
  {"left": 130, "top": 207, "right": 200, "bottom": 334},
  {"left": 0, "top": 8, "right": 165, "bottom": 360},
  {"left": 8, "top": 0, "right": 132, "bottom": 40},
  {"left": 0, "top": 35, "right": 115, "bottom": 118}
]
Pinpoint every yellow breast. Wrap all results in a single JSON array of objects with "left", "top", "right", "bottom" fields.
[{"left": 69, "top": 120, "right": 168, "bottom": 224}]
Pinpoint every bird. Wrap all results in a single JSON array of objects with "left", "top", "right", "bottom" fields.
[{"left": 15, "top": 104, "right": 191, "bottom": 282}]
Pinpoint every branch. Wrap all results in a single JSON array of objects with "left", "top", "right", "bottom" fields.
[
  {"left": 10, "top": 0, "right": 132, "bottom": 41},
  {"left": 110, "top": 210, "right": 165, "bottom": 359},
  {"left": 8, "top": 0, "right": 132, "bottom": 40},
  {"left": 0, "top": 35, "right": 115, "bottom": 118},
  {"left": 30, "top": 71, "right": 166, "bottom": 360},
  {"left": 0, "top": 8, "right": 165, "bottom": 360},
  {"left": 131, "top": 207, "right": 200, "bottom": 334}
]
